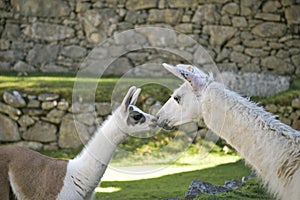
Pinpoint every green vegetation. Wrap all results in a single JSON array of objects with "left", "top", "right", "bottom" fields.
[
  {"left": 96, "top": 159, "right": 272, "bottom": 200},
  {"left": 0, "top": 72, "right": 177, "bottom": 103}
]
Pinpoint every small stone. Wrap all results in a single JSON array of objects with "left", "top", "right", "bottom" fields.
[
  {"left": 0, "top": 102, "right": 21, "bottom": 117},
  {"left": 14, "top": 141, "right": 43, "bottom": 151},
  {"left": 61, "top": 45, "right": 87, "bottom": 59},
  {"left": 23, "top": 121, "right": 57, "bottom": 142},
  {"left": 285, "top": 6, "right": 300, "bottom": 25},
  {"left": 47, "top": 109, "right": 65, "bottom": 118},
  {"left": 125, "top": 0, "right": 157, "bottom": 10},
  {"left": 261, "top": 56, "right": 294, "bottom": 74},
  {"left": 292, "top": 55, "right": 300, "bottom": 68},
  {"left": 255, "top": 13, "right": 280, "bottom": 21},
  {"left": 57, "top": 100, "right": 69, "bottom": 111},
  {"left": 41, "top": 101, "right": 57, "bottom": 110},
  {"left": 292, "top": 99, "right": 300, "bottom": 109},
  {"left": 185, "top": 180, "right": 227, "bottom": 199},
  {"left": 245, "top": 48, "right": 269, "bottom": 57},
  {"left": 265, "top": 104, "right": 278, "bottom": 113},
  {"left": 13, "top": 61, "right": 36, "bottom": 72},
  {"left": 230, "top": 52, "right": 251, "bottom": 64},
  {"left": 232, "top": 17, "right": 248, "bottom": 27},
  {"left": 252, "top": 22, "right": 286, "bottom": 38},
  {"left": 38, "top": 93, "right": 60, "bottom": 101},
  {"left": 0, "top": 113, "right": 20, "bottom": 141},
  {"left": 262, "top": 1, "right": 281, "bottom": 13},
  {"left": 221, "top": 2, "right": 239, "bottom": 15},
  {"left": 292, "top": 120, "right": 300, "bottom": 130},
  {"left": 23, "top": 22, "right": 74, "bottom": 42},
  {"left": 18, "top": 115, "right": 35, "bottom": 127},
  {"left": 69, "top": 102, "right": 94, "bottom": 114},
  {"left": 22, "top": 108, "right": 46, "bottom": 116},
  {"left": 75, "top": 113, "right": 96, "bottom": 126},
  {"left": 203, "top": 25, "right": 237, "bottom": 46},
  {"left": 148, "top": 9, "right": 183, "bottom": 25},
  {"left": 95, "top": 102, "right": 112, "bottom": 116},
  {"left": 3, "top": 91, "right": 26, "bottom": 108},
  {"left": 224, "top": 180, "right": 243, "bottom": 190},
  {"left": 27, "top": 99, "right": 40, "bottom": 108},
  {"left": 41, "top": 117, "right": 61, "bottom": 124}
]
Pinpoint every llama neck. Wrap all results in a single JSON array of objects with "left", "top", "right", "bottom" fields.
[
  {"left": 202, "top": 82, "right": 300, "bottom": 197},
  {"left": 67, "top": 114, "right": 128, "bottom": 197}
]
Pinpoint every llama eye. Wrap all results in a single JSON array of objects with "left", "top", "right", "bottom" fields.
[{"left": 173, "top": 96, "right": 181, "bottom": 103}]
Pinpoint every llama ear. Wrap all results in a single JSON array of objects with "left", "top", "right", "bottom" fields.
[
  {"left": 121, "top": 86, "right": 137, "bottom": 111},
  {"left": 130, "top": 88, "right": 141, "bottom": 105},
  {"left": 163, "top": 63, "right": 203, "bottom": 92}
]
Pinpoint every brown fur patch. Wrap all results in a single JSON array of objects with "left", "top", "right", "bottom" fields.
[{"left": 0, "top": 146, "right": 68, "bottom": 200}]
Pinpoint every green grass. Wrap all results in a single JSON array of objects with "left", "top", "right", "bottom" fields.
[
  {"left": 95, "top": 159, "right": 272, "bottom": 200},
  {"left": 0, "top": 72, "right": 177, "bottom": 103}
]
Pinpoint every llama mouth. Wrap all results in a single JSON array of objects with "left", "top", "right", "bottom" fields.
[{"left": 157, "top": 120, "right": 174, "bottom": 130}]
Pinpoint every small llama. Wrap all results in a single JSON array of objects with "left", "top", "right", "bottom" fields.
[
  {"left": 157, "top": 63, "right": 300, "bottom": 200},
  {"left": 0, "top": 86, "right": 157, "bottom": 200}
]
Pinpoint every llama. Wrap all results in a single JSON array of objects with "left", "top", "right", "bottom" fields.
[
  {"left": 0, "top": 86, "right": 157, "bottom": 200},
  {"left": 156, "top": 63, "right": 300, "bottom": 199}
]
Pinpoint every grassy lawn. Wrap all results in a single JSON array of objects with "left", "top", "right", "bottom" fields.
[
  {"left": 96, "top": 157, "right": 271, "bottom": 200},
  {"left": 0, "top": 72, "right": 177, "bottom": 103}
]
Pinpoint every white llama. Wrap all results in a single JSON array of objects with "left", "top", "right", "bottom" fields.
[
  {"left": 0, "top": 86, "right": 157, "bottom": 200},
  {"left": 156, "top": 63, "right": 300, "bottom": 200}
]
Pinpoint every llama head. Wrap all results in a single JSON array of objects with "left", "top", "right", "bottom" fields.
[
  {"left": 156, "top": 63, "right": 213, "bottom": 129},
  {"left": 115, "top": 86, "right": 157, "bottom": 134}
]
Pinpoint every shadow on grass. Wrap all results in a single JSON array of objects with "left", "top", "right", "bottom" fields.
[{"left": 96, "top": 160, "right": 272, "bottom": 200}]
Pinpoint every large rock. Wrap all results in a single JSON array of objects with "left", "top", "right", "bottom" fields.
[
  {"left": 38, "top": 93, "right": 60, "bottom": 101},
  {"left": 126, "top": 0, "right": 157, "bottom": 10},
  {"left": 13, "top": 61, "right": 36, "bottom": 72},
  {"left": 0, "top": 102, "right": 21, "bottom": 118},
  {"left": 203, "top": 25, "right": 237, "bottom": 46},
  {"left": 148, "top": 9, "right": 183, "bottom": 25},
  {"left": 137, "top": 27, "right": 177, "bottom": 47},
  {"left": 166, "top": 0, "right": 198, "bottom": 8},
  {"left": 58, "top": 115, "right": 90, "bottom": 148},
  {"left": 80, "top": 9, "right": 117, "bottom": 43},
  {"left": 240, "top": 0, "right": 262, "bottom": 16},
  {"left": 23, "top": 22, "right": 74, "bottom": 42},
  {"left": 104, "top": 57, "right": 133, "bottom": 76},
  {"left": 61, "top": 45, "right": 87, "bottom": 59},
  {"left": 230, "top": 52, "right": 251, "bottom": 64},
  {"left": 252, "top": 22, "right": 286, "bottom": 38},
  {"left": 0, "top": 114, "right": 20, "bottom": 141},
  {"left": 261, "top": 56, "right": 294, "bottom": 74},
  {"left": 26, "top": 44, "right": 60, "bottom": 67},
  {"left": 11, "top": 0, "right": 71, "bottom": 17},
  {"left": 95, "top": 102, "right": 112, "bottom": 116},
  {"left": 221, "top": 2, "right": 239, "bottom": 15},
  {"left": 18, "top": 115, "right": 35, "bottom": 127},
  {"left": 23, "top": 122, "right": 57, "bottom": 142},
  {"left": 285, "top": 6, "right": 300, "bottom": 25},
  {"left": 1, "top": 23, "right": 21, "bottom": 39},
  {"left": 185, "top": 180, "right": 227, "bottom": 199},
  {"left": 3, "top": 91, "right": 26, "bottom": 108},
  {"left": 192, "top": 4, "right": 220, "bottom": 24}
]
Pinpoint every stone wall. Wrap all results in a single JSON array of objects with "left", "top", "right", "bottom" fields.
[
  {"left": 0, "top": 0, "right": 299, "bottom": 84},
  {"left": 0, "top": 90, "right": 161, "bottom": 150},
  {"left": 1, "top": 90, "right": 300, "bottom": 150}
]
